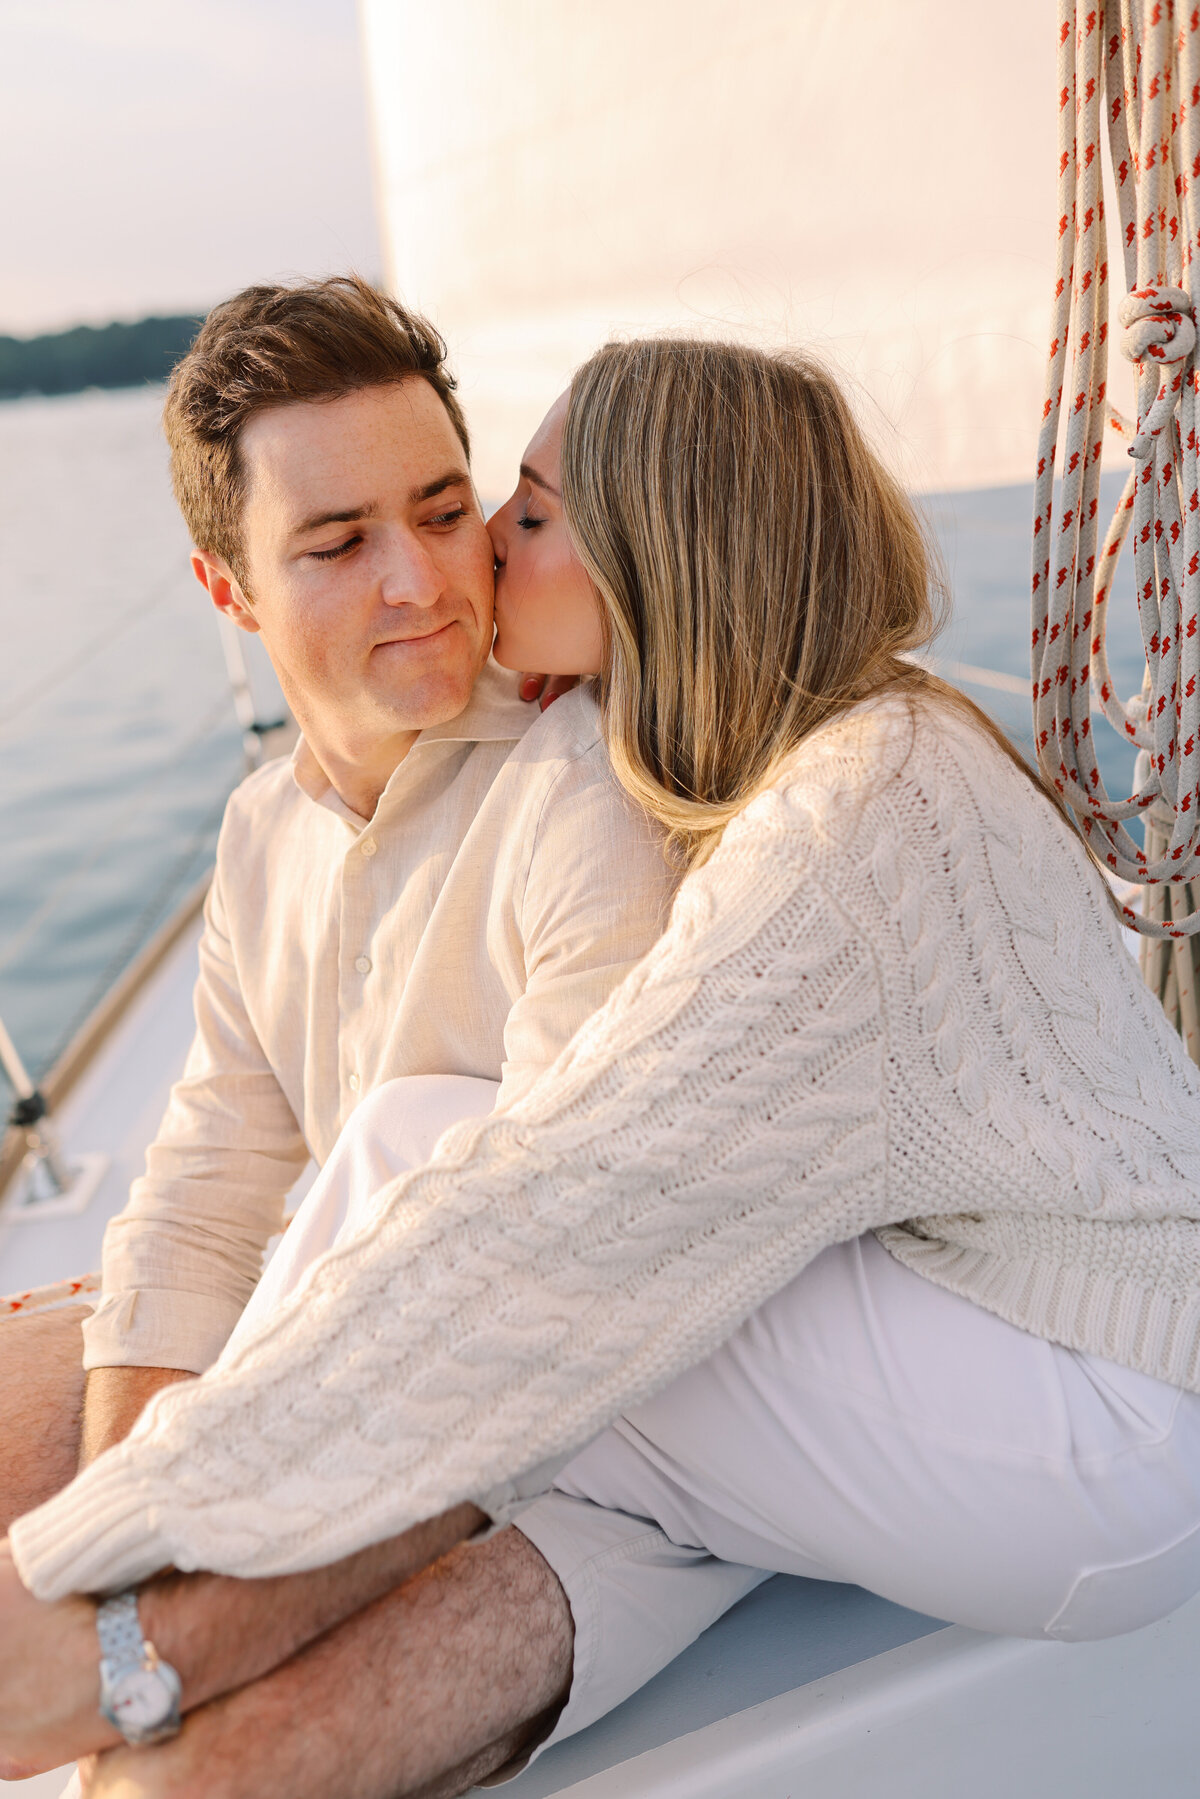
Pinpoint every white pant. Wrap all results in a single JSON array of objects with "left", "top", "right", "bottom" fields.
[
  {"left": 226, "top": 1074, "right": 502, "bottom": 1349},
  {"left": 229, "top": 1076, "right": 1200, "bottom": 1762}
]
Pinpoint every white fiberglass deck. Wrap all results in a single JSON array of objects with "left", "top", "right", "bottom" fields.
[
  {"left": 488, "top": 1585, "right": 1200, "bottom": 1797},
  {"left": 0, "top": 913, "right": 206, "bottom": 1298}
]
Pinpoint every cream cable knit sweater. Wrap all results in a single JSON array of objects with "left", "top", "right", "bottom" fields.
[{"left": 13, "top": 696, "right": 1200, "bottom": 1601}]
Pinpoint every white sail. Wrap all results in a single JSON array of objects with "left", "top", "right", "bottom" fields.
[{"left": 359, "top": 0, "right": 1120, "bottom": 499}]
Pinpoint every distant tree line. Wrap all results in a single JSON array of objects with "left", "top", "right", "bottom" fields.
[{"left": 0, "top": 315, "right": 204, "bottom": 401}]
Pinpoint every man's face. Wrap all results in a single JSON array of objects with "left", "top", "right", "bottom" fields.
[{"left": 229, "top": 379, "right": 494, "bottom": 753}]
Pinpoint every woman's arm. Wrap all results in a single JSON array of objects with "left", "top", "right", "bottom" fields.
[{"left": 11, "top": 802, "right": 886, "bottom": 1604}]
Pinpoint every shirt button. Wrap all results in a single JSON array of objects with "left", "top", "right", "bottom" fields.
[
  {"left": 355, "top": 955, "right": 372, "bottom": 975},
  {"left": 348, "top": 1073, "right": 361, "bottom": 1093},
  {"left": 360, "top": 837, "right": 378, "bottom": 858}
]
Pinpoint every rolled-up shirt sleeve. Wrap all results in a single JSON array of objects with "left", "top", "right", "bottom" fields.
[{"left": 81, "top": 868, "right": 309, "bottom": 1375}]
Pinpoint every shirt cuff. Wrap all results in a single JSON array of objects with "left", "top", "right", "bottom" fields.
[{"left": 81, "top": 1287, "right": 243, "bottom": 1375}]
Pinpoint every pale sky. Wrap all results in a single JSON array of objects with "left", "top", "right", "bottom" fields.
[{"left": 0, "top": 0, "right": 381, "bottom": 335}]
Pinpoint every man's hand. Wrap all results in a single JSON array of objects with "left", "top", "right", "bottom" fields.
[
  {"left": 0, "top": 1541, "right": 113, "bottom": 1778},
  {"left": 0, "top": 1366, "right": 194, "bottom": 1774},
  {"left": 80, "top": 1367, "right": 195, "bottom": 1466}
]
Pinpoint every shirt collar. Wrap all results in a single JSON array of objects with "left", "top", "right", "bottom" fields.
[
  {"left": 289, "top": 659, "right": 532, "bottom": 823},
  {"left": 412, "top": 657, "right": 531, "bottom": 747}
]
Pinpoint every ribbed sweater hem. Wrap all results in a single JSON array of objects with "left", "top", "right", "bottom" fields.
[
  {"left": 10, "top": 1468, "right": 183, "bottom": 1599},
  {"left": 876, "top": 1229, "right": 1200, "bottom": 1393}
]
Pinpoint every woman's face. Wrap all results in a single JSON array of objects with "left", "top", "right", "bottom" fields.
[{"left": 489, "top": 393, "right": 606, "bottom": 677}]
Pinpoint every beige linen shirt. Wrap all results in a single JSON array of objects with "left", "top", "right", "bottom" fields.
[{"left": 82, "top": 665, "right": 674, "bottom": 1375}]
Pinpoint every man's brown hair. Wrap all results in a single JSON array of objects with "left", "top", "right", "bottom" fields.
[{"left": 163, "top": 274, "right": 469, "bottom": 586}]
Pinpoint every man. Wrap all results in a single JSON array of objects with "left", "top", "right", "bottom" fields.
[{"left": 0, "top": 274, "right": 679, "bottom": 1790}]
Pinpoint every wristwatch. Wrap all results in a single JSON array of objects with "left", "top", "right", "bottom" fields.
[{"left": 96, "top": 1591, "right": 183, "bottom": 1746}]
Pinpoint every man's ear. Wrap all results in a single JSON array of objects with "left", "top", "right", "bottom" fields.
[{"left": 192, "top": 550, "right": 260, "bottom": 635}]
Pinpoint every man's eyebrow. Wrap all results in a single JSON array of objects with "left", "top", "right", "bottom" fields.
[
  {"left": 292, "top": 501, "right": 380, "bottom": 537},
  {"left": 520, "top": 462, "right": 561, "bottom": 498},
  {"left": 410, "top": 471, "right": 473, "bottom": 504},
  {"left": 290, "top": 474, "right": 470, "bottom": 537}
]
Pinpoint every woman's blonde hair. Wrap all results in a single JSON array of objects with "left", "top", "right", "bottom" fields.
[{"left": 561, "top": 337, "right": 1048, "bottom": 866}]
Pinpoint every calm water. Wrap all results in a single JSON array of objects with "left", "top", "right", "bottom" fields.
[
  {"left": 0, "top": 389, "right": 1147, "bottom": 1089},
  {"left": 921, "top": 475, "right": 1145, "bottom": 782},
  {"left": 0, "top": 388, "right": 280, "bottom": 1081}
]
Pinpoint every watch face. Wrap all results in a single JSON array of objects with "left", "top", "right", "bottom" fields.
[{"left": 110, "top": 1668, "right": 173, "bottom": 1732}]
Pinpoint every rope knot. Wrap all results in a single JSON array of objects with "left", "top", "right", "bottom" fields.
[
  {"left": 1118, "top": 286, "right": 1196, "bottom": 365},
  {"left": 1117, "top": 287, "right": 1196, "bottom": 459}
]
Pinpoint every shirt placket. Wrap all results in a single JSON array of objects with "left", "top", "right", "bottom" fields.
[
  {"left": 338, "top": 822, "right": 381, "bottom": 1119},
  {"left": 334, "top": 745, "right": 449, "bottom": 1121}
]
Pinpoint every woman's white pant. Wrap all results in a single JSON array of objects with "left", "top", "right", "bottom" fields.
[
  {"left": 227, "top": 1074, "right": 502, "bottom": 1346},
  {"left": 227, "top": 1075, "right": 1200, "bottom": 1762}
]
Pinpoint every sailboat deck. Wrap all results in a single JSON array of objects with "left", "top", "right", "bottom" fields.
[
  {"left": 0, "top": 912, "right": 206, "bottom": 1297},
  {"left": 493, "top": 1587, "right": 1200, "bottom": 1797},
  {"left": 500, "top": 1574, "right": 942, "bottom": 1796}
]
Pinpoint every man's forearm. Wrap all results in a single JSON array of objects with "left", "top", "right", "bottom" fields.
[
  {"left": 80, "top": 1366, "right": 196, "bottom": 1466},
  {"left": 84, "top": 1525, "right": 573, "bottom": 1799},
  {"left": 0, "top": 1506, "right": 485, "bottom": 1773},
  {"left": 140, "top": 1503, "right": 487, "bottom": 1712}
]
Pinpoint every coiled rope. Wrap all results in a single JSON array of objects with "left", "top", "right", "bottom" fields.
[{"left": 1036, "top": 0, "right": 1200, "bottom": 1055}]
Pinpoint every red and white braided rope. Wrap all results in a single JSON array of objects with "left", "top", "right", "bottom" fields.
[
  {"left": 0, "top": 1272, "right": 98, "bottom": 1320},
  {"left": 1034, "top": 0, "right": 1200, "bottom": 938}
]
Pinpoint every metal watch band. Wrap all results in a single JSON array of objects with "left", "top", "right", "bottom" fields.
[
  {"left": 96, "top": 1588, "right": 183, "bottom": 1747},
  {"left": 96, "top": 1591, "right": 148, "bottom": 1667}
]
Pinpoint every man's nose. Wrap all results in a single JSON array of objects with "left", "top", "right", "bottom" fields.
[{"left": 379, "top": 531, "right": 446, "bottom": 609}]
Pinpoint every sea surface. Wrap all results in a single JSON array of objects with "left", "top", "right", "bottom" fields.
[
  {"left": 0, "top": 387, "right": 279, "bottom": 1082},
  {"left": 0, "top": 388, "right": 1147, "bottom": 1091}
]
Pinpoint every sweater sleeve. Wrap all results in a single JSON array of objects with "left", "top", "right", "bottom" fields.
[{"left": 11, "top": 801, "right": 888, "bottom": 1601}]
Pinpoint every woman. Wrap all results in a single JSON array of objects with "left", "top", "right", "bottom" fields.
[{"left": 13, "top": 339, "right": 1200, "bottom": 1790}]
